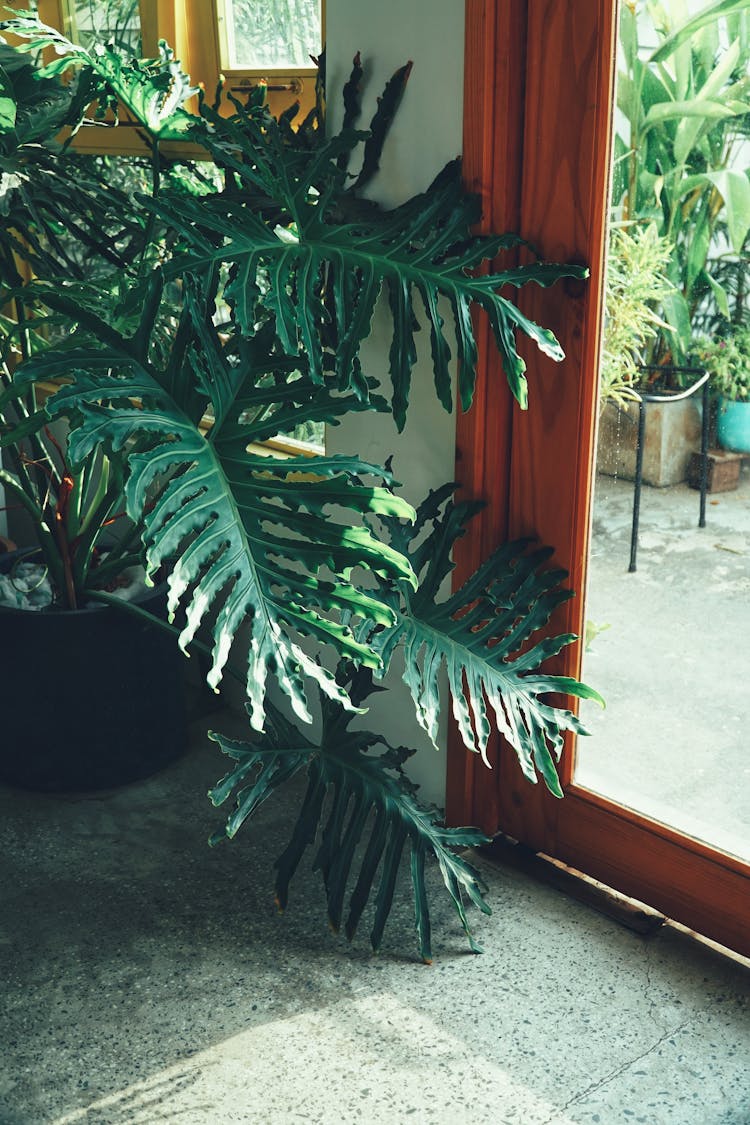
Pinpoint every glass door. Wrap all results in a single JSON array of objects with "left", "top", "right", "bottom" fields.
[
  {"left": 451, "top": 0, "right": 750, "bottom": 958},
  {"left": 575, "top": 0, "right": 750, "bottom": 865}
]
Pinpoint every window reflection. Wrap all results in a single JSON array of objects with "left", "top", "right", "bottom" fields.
[{"left": 219, "top": 0, "right": 322, "bottom": 71}]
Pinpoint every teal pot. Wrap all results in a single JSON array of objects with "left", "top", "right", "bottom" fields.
[
  {"left": 0, "top": 556, "right": 187, "bottom": 792},
  {"left": 717, "top": 396, "right": 750, "bottom": 454}
]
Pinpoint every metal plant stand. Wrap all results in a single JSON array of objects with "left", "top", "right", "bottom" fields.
[{"left": 629, "top": 366, "right": 710, "bottom": 573}]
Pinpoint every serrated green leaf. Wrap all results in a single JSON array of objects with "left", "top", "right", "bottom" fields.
[
  {"left": 370, "top": 495, "right": 602, "bottom": 793},
  {"left": 150, "top": 135, "right": 580, "bottom": 426},
  {"left": 208, "top": 681, "right": 491, "bottom": 960},
  {"left": 15, "top": 329, "right": 417, "bottom": 724}
]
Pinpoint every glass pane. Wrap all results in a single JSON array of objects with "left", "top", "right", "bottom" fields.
[
  {"left": 282, "top": 420, "right": 325, "bottom": 449},
  {"left": 575, "top": 3, "right": 750, "bottom": 864},
  {"left": 222, "top": 0, "right": 322, "bottom": 70},
  {"left": 578, "top": 461, "right": 750, "bottom": 861},
  {"left": 63, "top": 0, "right": 142, "bottom": 53}
]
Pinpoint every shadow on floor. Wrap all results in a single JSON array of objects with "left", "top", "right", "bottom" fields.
[{"left": 1, "top": 714, "right": 749, "bottom": 1124}]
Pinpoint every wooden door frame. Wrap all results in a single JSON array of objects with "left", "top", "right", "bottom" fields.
[{"left": 450, "top": 0, "right": 750, "bottom": 958}]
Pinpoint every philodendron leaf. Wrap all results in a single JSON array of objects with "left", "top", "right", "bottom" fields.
[
  {"left": 369, "top": 486, "right": 604, "bottom": 798},
  {"left": 150, "top": 100, "right": 586, "bottom": 430},
  {"left": 15, "top": 306, "right": 417, "bottom": 727},
  {"left": 0, "top": 15, "right": 198, "bottom": 139},
  {"left": 208, "top": 684, "right": 491, "bottom": 963},
  {"left": 85, "top": 38, "right": 199, "bottom": 138}
]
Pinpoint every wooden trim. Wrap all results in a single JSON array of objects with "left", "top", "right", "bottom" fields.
[
  {"left": 454, "top": 0, "right": 750, "bottom": 960},
  {"left": 202, "top": 0, "right": 318, "bottom": 122},
  {"left": 497, "top": 0, "right": 617, "bottom": 850},
  {"left": 483, "top": 833, "right": 667, "bottom": 936},
  {"left": 446, "top": 0, "right": 528, "bottom": 830},
  {"left": 451, "top": 0, "right": 615, "bottom": 837},
  {"left": 558, "top": 787, "right": 750, "bottom": 958}
]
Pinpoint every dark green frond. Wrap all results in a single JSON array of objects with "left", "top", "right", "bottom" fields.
[
  {"left": 147, "top": 103, "right": 586, "bottom": 429},
  {"left": 371, "top": 490, "right": 604, "bottom": 798},
  {"left": 352, "top": 60, "right": 413, "bottom": 191},
  {"left": 209, "top": 679, "right": 490, "bottom": 962},
  {"left": 14, "top": 316, "right": 417, "bottom": 724}
]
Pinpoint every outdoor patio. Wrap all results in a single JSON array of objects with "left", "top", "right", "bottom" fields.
[{"left": 578, "top": 462, "right": 750, "bottom": 862}]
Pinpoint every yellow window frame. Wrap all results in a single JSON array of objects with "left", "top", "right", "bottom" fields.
[
  {"left": 33, "top": 0, "right": 323, "bottom": 156},
  {"left": 20, "top": 2, "right": 327, "bottom": 456}
]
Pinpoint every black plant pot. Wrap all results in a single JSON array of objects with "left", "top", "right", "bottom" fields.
[{"left": 0, "top": 557, "right": 187, "bottom": 792}]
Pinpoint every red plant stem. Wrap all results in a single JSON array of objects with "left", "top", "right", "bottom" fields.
[
  {"left": 55, "top": 525, "right": 77, "bottom": 610},
  {"left": 54, "top": 473, "right": 77, "bottom": 610}
]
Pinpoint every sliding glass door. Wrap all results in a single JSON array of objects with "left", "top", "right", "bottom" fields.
[{"left": 449, "top": 0, "right": 750, "bottom": 957}]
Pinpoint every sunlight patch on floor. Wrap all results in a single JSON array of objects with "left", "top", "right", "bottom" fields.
[{"left": 53, "top": 992, "right": 571, "bottom": 1125}]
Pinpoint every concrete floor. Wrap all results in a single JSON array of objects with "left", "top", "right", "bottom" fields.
[
  {"left": 578, "top": 465, "right": 750, "bottom": 861},
  {"left": 2, "top": 714, "right": 749, "bottom": 1125}
]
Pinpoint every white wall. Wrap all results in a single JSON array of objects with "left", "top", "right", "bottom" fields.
[{"left": 325, "top": 0, "right": 465, "bottom": 807}]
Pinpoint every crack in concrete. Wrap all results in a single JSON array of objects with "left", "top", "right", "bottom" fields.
[
  {"left": 643, "top": 940, "right": 669, "bottom": 1039},
  {"left": 538, "top": 1018, "right": 693, "bottom": 1125}
]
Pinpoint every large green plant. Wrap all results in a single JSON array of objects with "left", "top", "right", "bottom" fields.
[
  {"left": 210, "top": 487, "right": 596, "bottom": 962},
  {"left": 0, "top": 17, "right": 602, "bottom": 957},
  {"left": 616, "top": 0, "right": 750, "bottom": 362}
]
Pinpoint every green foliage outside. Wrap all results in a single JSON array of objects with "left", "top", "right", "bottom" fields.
[
  {"left": 601, "top": 224, "right": 675, "bottom": 407},
  {"left": 609, "top": 0, "right": 750, "bottom": 382},
  {"left": 225, "top": 0, "right": 321, "bottom": 69},
  {"left": 64, "top": 0, "right": 142, "bottom": 53},
  {"left": 694, "top": 324, "right": 750, "bottom": 397}
]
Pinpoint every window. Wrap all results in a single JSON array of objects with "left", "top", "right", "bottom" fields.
[
  {"left": 36, "top": 0, "right": 324, "bottom": 144},
  {"left": 25, "top": 0, "right": 326, "bottom": 455},
  {"left": 215, "top": 0, "right": 323, "bottom": 123},
  {"left": 59, "top": 0, "right": 143, "bottom": 54},
  {"left": 217, "top": 0, "right": 322, "bottom": 72},
  {"left": 452, "top": 0, "right": 750, "bottom": 960}
]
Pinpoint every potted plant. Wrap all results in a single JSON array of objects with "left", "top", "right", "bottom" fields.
[
  {"left": 0, "top": 38, "right": 190, "bottom": 791},
  {"left": 695, "top": 328, "right": 750, "bottom": 452},
  {"left": 599, "top": 222, "right": 675, "bottom": 411},
  {"left": 0, "top": 17, "right": 603, "bottom": 957},
  {"left": 596, "top": 222, "right": 706, "bottom": 486},
  {"left": 615, "top": 1, "right": 750, "bottom": 366}
]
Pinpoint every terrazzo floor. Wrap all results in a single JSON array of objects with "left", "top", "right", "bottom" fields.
[{"left": 1, "top": 713, "right": 749, "bottom": 1125}]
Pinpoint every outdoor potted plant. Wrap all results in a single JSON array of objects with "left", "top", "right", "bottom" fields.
[
  {"left": 598, "top": 1, "right": 750, "bottom": 487},
  {"left": 0, "top": 16, "right": 603, "bottom": 957},
  {"left": 595, "top": 223, "right": 704, "bottom": 486},
  {"left": 696, "top": 328, "right": 750, "bottom": 453},
  {"left": 615, "top": 1, "right": 750, "bottom": 367}
]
